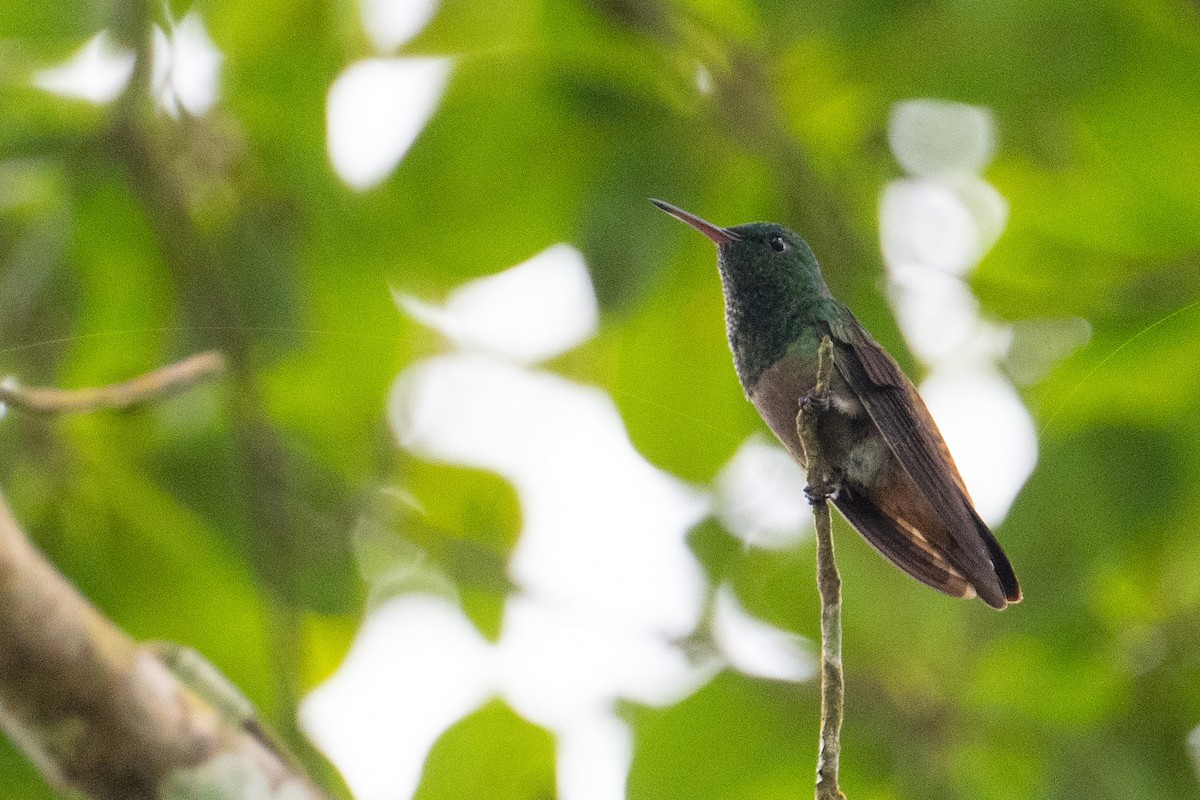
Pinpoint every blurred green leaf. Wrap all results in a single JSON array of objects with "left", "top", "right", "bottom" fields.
[
  {"left": 413, "top": 700, "right": 555, "bottom": 800},
  {"left": 627, "top": 671, "right": 810, "bottom": 800},
  {"left": 966, "top": 635, "right": 1129, "bottom": 727},
  {"left": 357, "top": 475, "right": 515, "bottom": 640}
]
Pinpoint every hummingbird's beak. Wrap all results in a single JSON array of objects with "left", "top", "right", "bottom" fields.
[{"left": 651, "top": 199, "right": 740, "bottom": 245}]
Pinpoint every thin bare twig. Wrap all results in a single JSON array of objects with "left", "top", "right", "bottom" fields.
[
  {"left": 0, "top": 351, "right": 225, "bottom": 415},
  {"left": 796, "top": 336, "right": 846, "bottom": 800}
]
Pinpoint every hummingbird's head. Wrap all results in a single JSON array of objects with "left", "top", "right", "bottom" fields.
[
  {"left": 650, "top": 200, "right": 824, "bottom": 291},
  {"left": 720, "top": 222, "right": 820, "bottom": 277},
  {"left": 651, "top": 199, "right": 832, "bottom": 386}
]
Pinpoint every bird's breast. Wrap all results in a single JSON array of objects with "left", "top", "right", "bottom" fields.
[{"left": 747, "top": 354, "right": 865, "bottom": 469}]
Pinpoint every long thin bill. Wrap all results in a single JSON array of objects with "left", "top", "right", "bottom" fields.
[{"left": 650, "top": 199, "right": 739, "bottom": 245}]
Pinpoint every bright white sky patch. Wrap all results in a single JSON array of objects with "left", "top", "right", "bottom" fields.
[
  {"left": 889, "top": 100, "right": 995, "bottom": 177},
  {"left": 714, "top": 435, "right": 811, "bottom": 549},
  {"left": 398, "top": 245, "right": 599, "bottom": 365},
  {"left": 920, "top": 369, "right": 1037, "bottom": 525},
  {"left": 34, "top": 31, "right": 135, "bottom": 104},
  {"left": 496, "top": 595, "right": 714, "bottom": 730},
  {"left": 35, "top": 14, "right": 221, "bottom": 118},
  {"left": 364, "top": 353, "right": 714, "bottom": 800},
  {"left": 556, "top": 713, "right": 635, "bottom": 800},
  {"left": 391, "top": 354, "right": 710, "bottom": 635},
  {"left": 300, "top": 595, "right": 494, "bottom": 800},
  {"left": 155, "top": 12, "right": 223, "bottom": 118},
  {"left": 327, "top": 0, "right": 444, "bottom": 188},
  {"left": 360, "top": 0, "right": 440, "bottom": 52},
  {"left": 713, "top": 584, "right": 816, "bottom": 682},
  {"left": 886, "top": 263, "right": 981, "bottom": 364},
  {"left": 882, "top": 99, "right": 1037, "bottom": 525},
  {"left": 881, "top": 180, "right": 982, "bottom": 277},
  {"left": 326, "top": 57, "right": 451, "bottom": 190}
]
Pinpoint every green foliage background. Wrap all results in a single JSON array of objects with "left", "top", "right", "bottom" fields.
[{"left": 3, "top": 0, "right": 1200, "bottom": 798}]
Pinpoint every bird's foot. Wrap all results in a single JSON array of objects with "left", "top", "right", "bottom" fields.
[
  {"left": 799, "top": 390, "right": 830, "bottom": 414},
  {"left": 804, "top": 473, "right": 842, "bottom": 505}
]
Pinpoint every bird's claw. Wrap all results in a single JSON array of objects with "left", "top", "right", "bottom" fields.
[
  {"left": 800, "top": 390, "right": 830, "bottom": 414},
  {"left": 804, "top": 475, "right": 841, "bottom": 505}
]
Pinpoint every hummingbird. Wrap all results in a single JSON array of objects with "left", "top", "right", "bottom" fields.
[{"left": 652, "top": 199, "right": 1020, "bottom": 609}]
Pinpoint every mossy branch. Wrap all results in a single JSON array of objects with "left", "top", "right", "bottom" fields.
[{"left": 796, "top": 335, "right": 847, "bottom": 800}]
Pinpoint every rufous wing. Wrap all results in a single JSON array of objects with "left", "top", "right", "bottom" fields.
[{"left": 821, "top": 315, "right": 1021, "bottom": 608}]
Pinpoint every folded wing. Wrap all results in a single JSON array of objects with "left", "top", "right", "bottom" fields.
[{"left": 822, "top": 316, "right": 1021, "bottom": 608}]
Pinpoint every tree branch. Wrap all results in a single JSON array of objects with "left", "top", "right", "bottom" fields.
[
  {"left": 796, "top": 336, "right": 847, "bottom": 800},
  {"left": 0, "top": 490, "right": 331, "bottom": 800},
  {"left": 0, "top": 353, "right": 332, "bottom": 799},
  {"left": 0, "top": 351, "right": 225, "bottom": 415}
]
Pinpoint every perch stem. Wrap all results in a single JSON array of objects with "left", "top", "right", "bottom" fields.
[{"left": 797, "top": 335, "right": 846, "bottom": 800}]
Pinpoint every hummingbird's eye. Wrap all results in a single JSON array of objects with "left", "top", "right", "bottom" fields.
[{"left": 769, "top": 235, "right": 788, "bottom": 252}]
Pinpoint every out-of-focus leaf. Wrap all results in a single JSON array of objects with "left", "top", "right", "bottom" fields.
[
  {"left": 945, "top": 738, "right": 1045, "bottom": 800},
  {"left": 413, "top": 700, "right": 555, "bottom": 800},
  {"left": 358, "top": 475, "right": 516, "bottom": 640},
  {"left": 238, "top": 425, "right": 362, "bottom": 614},
  {"left": 147, "top": 415, "right": 361, "bottom": 615},
  {"left": 403, "top": 460, "right": 522, "bottom": 555},
  {"left": 408, "top": 0, "right": 540, "bottom": 55},
  {"left": 967, "top": 635, "right": 1129, "bottom": 726},
  {"left": 300, "top": 611, "right": 359, "bottom": 691},
  {"left": 686, "top": 517, "right": 743, "bottom": 584},
  {"left": 0, "top": 2, "right": 95, "bottom": 49},
  {"left": 576, "top": 260, "right": 760, "bottom": 483},
  {"left": 627, "top": 670, "right": 809, "bottom": 800},
  {"left": 61, "top": 166, "right": 172, "bottom": 390}
]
